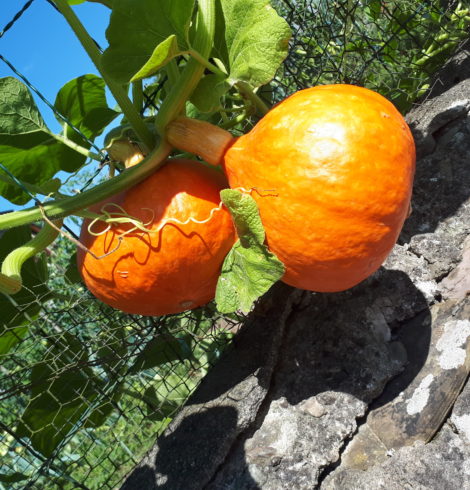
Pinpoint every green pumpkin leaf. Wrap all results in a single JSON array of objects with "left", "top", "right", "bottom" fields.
[
  {"left": 16, "top": 333, "right": 106, "bottom": 457},
  {"left": 0, "top": 77, "right": 47, "bottom": 134},
  {"left": 130, "top": 35, "right": 180, "bottom": 82},
  {"left": 190, "top": 74, "right": 230, "bottom": 113},
  {"left": 129, "top": 334, "right": 190, "bottom": 374},
  {"left": 143, "top": 386, "right": 180, "bottom": 421},
  {"left": 54, "top": 74, "right": 119, "bottom": 142},
  {"left": 0, "top": 472, "right": 30, "bottom": 483},
  {"left": 0, "top": 134, "right": 83, "bottom": 204},
  {"left": 68, "top": 0, "right": 114, "bottom": 7},
  {"left": 83, "top": 386, "right": 122, "bottom": 429},
  {"left": 216, "top": 0, "right": 291, "bottom": 89},
  {"left": 101, "top": 0, "right": 195, "bottom": 83},
  {"left": 215, "top": 190, "right": 284, "bottom": 314},
  {"left": 0, "top": 75, "right": 117, "bottom": 203},
  {"left": 64, "top": 252, "right": 82, "bottom": 284},
  {"left": 0, "top": 324, "right": 28, "bottom": 356},
  {"left": 96, "top": 325, "right": 128, "bottom": 375},
  {"left": 0, "top": 78, "right": 78, "bottom": 203}
]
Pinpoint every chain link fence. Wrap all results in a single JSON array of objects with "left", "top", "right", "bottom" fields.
[{"left": 1, "top": 0, "right": 468, "bottom": 488}]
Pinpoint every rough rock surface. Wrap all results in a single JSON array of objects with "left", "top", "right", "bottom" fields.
[{"left": 122, "top": 53, "right": 470, "bottom": 490}]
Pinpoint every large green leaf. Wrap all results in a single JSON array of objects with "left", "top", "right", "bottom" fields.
[
  {"left": 54, "top": 74, "right": 118, "bottom": 141},
  {"left": 16, "top": 333, "right": 109, "bottom": 457},
  {"left": 143, "top": 385, "right": 180, "bottom": 421},
  {"left": 0, "top": 77, "right": 47, "bottom": 134},
  {"left": 101, "top": 0, "right": 195, "bottom": 83},
  {"left": 68, "top": 0, "right": 114, "bottom": 6},
  {"left": 217, "top": 0, "right": 291, "bottom": 88},
  {"left": 0, "top": 324, "right": 28, "bottom": 356},
  {"left": 0, "top": 472, "right": 30, "bottom": 483},
  {"left": 0, "top": 75, "right": 117, "bottom": 204},
  {"left": 215, "top": 190, "right": 285, "bottom": 314},
  {"left": 0, "top": 79, "right": 73, "bottom": 203},
  {"left": 190, "top": 74, "right": 230, "bottom": 113},
  {"left": 95, "top": 325, "right": 128, "bottom": 375},
  {"left": 83, "top": 386, "right": 122, "bottom": 429},
  {"left": 0, "top": 134, "right": 83, "bottom": 204},
  {"left": 64, "top": 252, "right": 82, "bottom": 284},
  {"left": 0, "top": 227, "right": 51, "bottom": 355},
  {"left": 129, "top": 334, "right": 190, "bottom": 374}
]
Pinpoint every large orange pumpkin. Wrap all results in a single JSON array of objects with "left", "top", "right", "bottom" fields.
[
  {"left": 77, "top": 159, "right": 235, "bottom": 316},
  {"left": 222, "top": 84, "right": 416, "bottom": 291}
]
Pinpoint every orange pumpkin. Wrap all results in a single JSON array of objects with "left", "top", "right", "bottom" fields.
[
  {"left": 223, "top": 84, "right": 416, "bottom": 291},
  {"left": 77, "top": 159, "right": 235, "bottom": 316}
]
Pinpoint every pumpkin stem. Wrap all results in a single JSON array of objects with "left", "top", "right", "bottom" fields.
[{"left": 166, "top": 116, "right": 235, "bottom": 166}]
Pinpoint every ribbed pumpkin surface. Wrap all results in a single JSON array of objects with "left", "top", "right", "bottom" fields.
[
  {"left": 78, "top": 159, "right": 235, "bottom": 315},
  {"left": 223, "top": 84, "right": 416, "bottom": 292}
]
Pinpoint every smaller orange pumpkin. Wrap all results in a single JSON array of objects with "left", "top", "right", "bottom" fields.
[{"left": 77, "top": 159, "right": 235, "bottom": 316}]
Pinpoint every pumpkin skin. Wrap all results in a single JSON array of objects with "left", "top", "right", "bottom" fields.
[
  {"left": 223, "top": 84, "right": 416, "bottom": 292},
  {"left": 77, "top": 159, "right": 235, "bottom": 316}
]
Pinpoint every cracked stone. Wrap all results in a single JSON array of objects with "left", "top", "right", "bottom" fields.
[
  {"left": 323, "top": 425, "right": 470, "bottom": 490},
  {"left": 440, "top": 235, "right": 470, "bottom": 300},
  {"left": 450, "top": 380, "right": 470, "bottom": 443}
]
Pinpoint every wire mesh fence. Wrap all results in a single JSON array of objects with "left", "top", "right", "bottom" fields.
[{"left": 0, "top": 0, "right": 468, "bottom": 489}]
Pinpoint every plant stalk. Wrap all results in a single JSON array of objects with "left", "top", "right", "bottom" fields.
[
  {"left": 187, "top": 49, "right": 227, "bottom": 76},
  {"left": 0, "top": 143, "right": 172, "bottom": 230},
  {"left": 235, "top": 81, "right": 270, "bottom": 115},
  {"left": 0, "top": 220, "right": 63, "bottom": 295},
  {"left": 154, "top": 0, "right": 217, "bottom": 135},
  {"left": 166, "top": 116, "right": 235, "bottom": 166},
  {"left": 132, "top": 80, "right": 144, "bottom": 114},
  {"left": 54, "top": 0, "right": 155, "bottom": 150},
  {"left": 187, "top": 49, "right": 270, "bottom": 116}
]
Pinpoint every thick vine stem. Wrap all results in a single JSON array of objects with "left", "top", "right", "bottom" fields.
[
  {"left": 166, "top": 116, "right": 235, "bottom": 165},
  {"left": 0, "top": 143, "right": 172, "bottom": 230},
  {"left": 154, "top": 0, "right": 216, "bottom": 135},
  {"left": 0, "top": 220, "right": 63, "bottom": 295}
]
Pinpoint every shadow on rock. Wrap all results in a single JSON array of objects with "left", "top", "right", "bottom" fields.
[
  {"left": 401, "top": 76, "right": 470, "bottom": 242},
  {"left": 121, "top": 406, "right": 255, "bottom": 490},
  {"left": 204, "top": 270, "right": 433, "bottom": 489},
  {"left": 269, "top": 270, "right": 431, "bottom": 407},
  {"left": 121, "top": 270, "right": 432, "bottom": 489}
]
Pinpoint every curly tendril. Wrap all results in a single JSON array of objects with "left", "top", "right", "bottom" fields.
[{"left": 83, "top": 187, "right": 278, "bottom": 260}]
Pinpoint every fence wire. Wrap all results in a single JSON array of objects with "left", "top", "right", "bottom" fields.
[{"left": 0, "top": 0, "right": 469, "bottom": 489}]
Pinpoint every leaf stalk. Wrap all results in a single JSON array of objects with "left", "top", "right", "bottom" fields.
[
  {"left": 54, "top": 0, "right": 155, "bottom": 150},
  {"left": 235, "top": 81, "right": 270, "bottom": 115},
  {"left": 0, "top": 142, "right": 172, "bottom": 230},
  {"left": 50, "top": 130, "right": 102, "bottom": 161}
]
